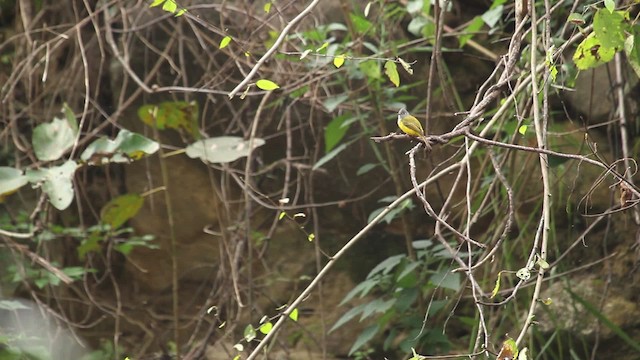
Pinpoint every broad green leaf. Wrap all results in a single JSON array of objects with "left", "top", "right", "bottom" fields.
[
  {"left": 101, "top": 194, "right": 144, "bottom": 230},
  {"left": 32, "top": 116, "right": 78, "bottom": 161},
  {"left": 312, "top": 143, "right": 347, "bottom": 170},
  {"left": 137, "top": 101, "right": 200, "bottom": 138},
  {"left": 359, "top": 60, "right": 382, "bottom": 82},
  {"left": 258, "top": 322, "right": 273, "bottom": 334},
  {"left": 459, "top": 16, "right": 484, "bottom": 48},
  {"left": 349, "top": 13, "right": 372, "bottom": 33},
  {"left": 26, "top": 160, "right": 78, "bottom": 210},
  {"left": 256, "top": 79, "right": 280, "bottom": 91},
  {"left": 573, "top": 33, "right": 616, "bottom": 70},
  {"left": 324, "top": 114, "right": 351, "bottom": 153},
  {"left": 384, "top": 60, "right": 400, "bottom": 87},
  {"left": 220, "top": 36, "right": 232, "bottom": 49},
  {"left": 264, "top": 2, "right": 271, "bottom": 13},
  {"left": 81, "top": 130, "right": 160, "bottom": 165},
  {"left": 185, "top": 136, "right": 265, "bottom": 163},
  {"left": 593, "top": 9, "right": 627, "bottom": 49},
  {"left": 0, "top": 167, "right": 28, "bottom": 199},
  {"left": 333, "top": 54, "right": 346, "bottom": 68},
  {"left": 348, "top": 324, "right": 379, "bottom": 355}
]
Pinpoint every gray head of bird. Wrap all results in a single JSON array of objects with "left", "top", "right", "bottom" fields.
[{"left": 398, "top": 108, "right": 409, "bottom": 120}]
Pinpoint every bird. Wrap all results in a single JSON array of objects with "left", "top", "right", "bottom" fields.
[{"left": 397, "top": 108, "right": 427, "bottom": 143}]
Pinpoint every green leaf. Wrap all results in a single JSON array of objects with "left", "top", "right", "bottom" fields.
[
  {"left": 26, "top": 160, "right": 78, "bottom": 210},
  {"left": 258, "top": 322, "right": 273, "bottom": 334},
  {"left": 459, "top": 16, "right": 484, "bottom": 48},
  {"left": 244, "top": 325, "right": 256, "bottom": 342},
  {"left": 593, "top": 9, "right": 627, "bottom": 49},
  {"left": 330, "top": 303, "right": 366, "bottom": 333},
  {"left": 323, "top": 94, "right": 349, "bottom": 112},
  {"left": 0, "top": 167, "right": 28, "bottom": 199},
  {"left": 256, "top": 79, "right": 280, "bottom": 90},
  {"left": 137, "top": 101, "right": 200, "bottom": 138},
  {"left": 289, "top": 308, "right": 299, "bottom": 321},
  {"left": 349, "top": 13, "right": 372, "bottom": 33},
  {"left": 162, "top": 0, "right": 177, "bottom": 13},
  {"left": 356, "top": 163, "right": 377, "bottom": 176},
  {"left": 604, "top": 0, "right": 615, "bottom": 13},
  {"left": 368, "top": 254, "right": 404, "bottom": 278},
  {"left": 333, "top": 54, "right": 346, "bottom": 68},
  {"left": 32, "top": 116, "right": 78, "bottom": 161},
  {"left": 264, "top": 2, "right": 271, "bottom": 13},
  {"left": 430, "top": 270, "right": 460, "bottom": 291},
  {"left": 101, "top": 194, "right": 144, "bottom": 230},
  {"left": 567, "top": 288, "right": 640, "bottom": 352},
  {"left": 348, "top": 324, "right": 379, "bottom": 355},
  {"left": 220, "top": 36, "right": 232, "bottom": 49},
  {"left": 359, "top": 60, "right": 382, "bottom": 82},
  {"left": 624, "top": 33, "right": 640, "bottom": 78},
  {"left": 81, "top": 130, "right": 160, "bottom": 165},
  {"left": 150, "top": 0, "right": 164, "bottom": 7},
  {"left": 312, "top": 143, "right": 348, "bottom": 170},
  {"left": 62, "top": 103, "right": 78, "bottom": 133},
  {"left": 185, "top": 137, "right": 266, "bottom": 163},
  {"left": 324, "top": 114, "right": 351, "bottom": 153},
  {"left": 481, "top": 5, "right": 503, "bottom": 28},
  {"left": 491, "top": 271, "right": 503, "bottom": 298},
  {"left": 573, "top": 33, "right": 616, "bottom": 70},
  {"left": 384, "top": 60, "right": 400, "bottom": 87}
]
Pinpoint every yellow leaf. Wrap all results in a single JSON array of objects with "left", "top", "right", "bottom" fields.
[
  {"left": 334, "top": 54, "right": 346, "bottom": 68},
  {"left": 289, "top": 308, "right": 299, "bottom": 321},
  {"left": 518, "top": 125, "right": 528, "bottom": 135},
  {"left": 220, "top": 36, "right": 232, "bottom": 49},
  {"left": 256, "top": 79, "right": 280, "bottom": 91}
]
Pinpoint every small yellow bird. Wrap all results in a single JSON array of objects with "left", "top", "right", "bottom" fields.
[{"left": 397, "top": 108, "right": 427, "bottom": 143}]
